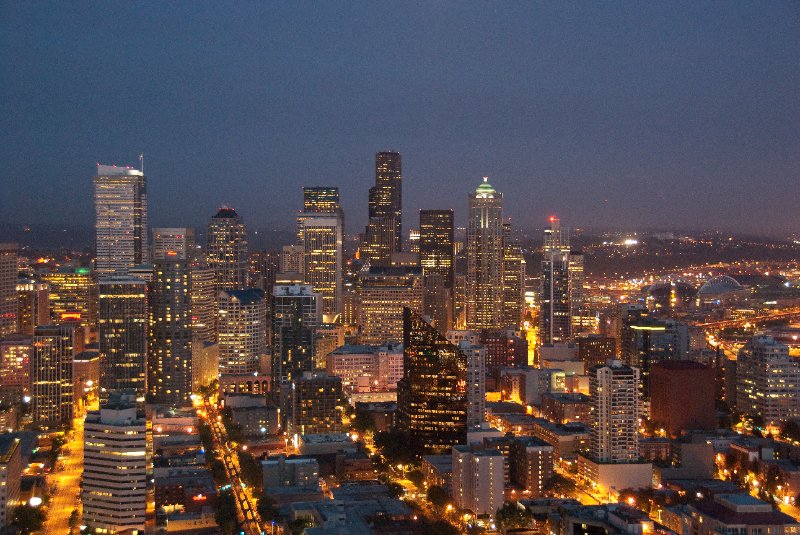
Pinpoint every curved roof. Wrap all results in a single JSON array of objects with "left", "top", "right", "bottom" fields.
[
  {"left": 213, "top": 206, "right": 239, "bottom": 219},
  {"left": 697, "top": 275, "right": 743, "bottom": 295},
  {"left": 475, "top": 176, "right": 496, "bottom": 195}
]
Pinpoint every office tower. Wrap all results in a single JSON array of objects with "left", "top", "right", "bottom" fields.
[
  {"left": 419, "top": 210, "right": 454, "bottom": 333},
  {"left": 0, "top": 244, "right": 17, "bottom": 338},
  {"left": 206, "top": 206, "right": 248, "bottom": 292},
  {"left": 736, "top": 335, "right": 800, "bottom": 424},
  {"left": 189, "top": 258, "right": 217, "bottom": 345},
  {"left": 149, "top": 257, "right": 193, "bottom": 407},
  {"left": 363, "top": 151, "right": 402, "bottom": 265},
  {"left": 568, "top": 251, "right": 587, "bottom": 332},
  {"left": 82, "top": 392, "right": 147, "bottom": 533},
  {"left": 280, "top": 245, "right": 305, "bottom": 277},
  {"left": 248, "top": 251, "right": 280, "bottom": 293},
  {"left": 0, "top": 336, "right": 31, "bottom": 405},
  {"left": 397, "top": 308, "right": 468, "bottom": 454},
  {"left": 98, "top": 276, "right": 147, "bottom": 401},
  {"left": 588, "top": 361, "right": 640, "bottom": 463},
  {"left": 290, "top": 371, "right": 344, "bottom": 435},
  {"left": 466, "top": 177, "right": 504, "bottom": 329},
  {"left": 358, "top": 266, "right": 424, "bottom": 345},
  {"left": 540, "top": 253, "right": 571, "bottom": 346},
  {"left": 94, "top": 164, "right": 148, "bottom": 274},
  {"left": 650, "top": 361, "right": 715, "bottom": 436},
  {"left": 577, "top": 335, "right": 616, "bottom": 368},
  {"left": 501, "top": 221, "right": 525, "bottom": 328},
  {"left": 0, "top": 436, "right": 21, "bottom": 529},
  {"left": 510, "top": 437, "right": 554, "bottom": 497},
  {"left": 297, "top": 187, "right": 342, "bottom": 244},
  {"left": 16, "top": 279, "right": 49, "bottom": 335},
  {"left": 452, "top": 445, "right": 505, "bottom": 516},
  {"left": 152, "top": 227, "right": 196, "bottom": 260},
  {"left": 217, "top": 288, "right": 266, "bottom": 378},
  {"left": 32, "top": 324, "right": 76, "bottom": 427},
  {"left": 271, "top": 284, "right": 321, "bottom": 387},
  {"left": 42, "top": 266, "right": 98, "bottom": 342},
  {"left": 300, "top": 212, "right": 343, "bottom": 315},
  {"left": 459, "top": 340, "right": 486, "bottom": 427}
]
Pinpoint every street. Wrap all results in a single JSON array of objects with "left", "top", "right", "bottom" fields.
[{"left": 42, "top": 417, "right": 84, "bottom": 535}]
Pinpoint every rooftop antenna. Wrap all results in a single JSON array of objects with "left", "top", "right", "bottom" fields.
[{"left": 139, "top": 153, "right": 144, "bottom": 174}]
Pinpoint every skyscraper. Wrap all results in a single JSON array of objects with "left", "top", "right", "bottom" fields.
[
  {"left": 271, "top": 284, "right": 321, "bottom": 388},
  {"left": 206, "top": 206, "right": 248, "bottom": 292},
  {"left": 98, "top": 276, "right": 147, "bottom": 401},
  {"left": 82, "top": 392, "right": 146, "bottom": 534},
  {"left": 358, "top": 266, "right": 424, "bottom": 345},
  {"left": 290, "top": 370, "right": 345, "bottom": 435},
  {"left": 217, "top": 289, "right": 266, "bottom": 382},
  {"left": 588, "top": 361, "right": 640, "bottom": 463},
  {"left": 363, "top": 151, "right": 402, "bottom": 265},
  {"left": 42, "top": 266, "right": 98, "bottom": 343},
  {"left": 501, "top": 221, "right": 525, "bottom": 328},
  {"left": 419, "top": 210, "right": 454, "bottom": 333},
  {"left": 94, "top": 164, "right": 148, "bottom": 274},
  {"left": 297, "top": 187, "right": 342, "bottom": 245},
  {"left": 736, "top": 335, "right": 800, "bottom": 424},
  {"left": 32, "top": 324, "right": 76, "bottom": 427},
  {"left": 152, "top": 227, "right": 196, "bottom": 260},
  {"left": 397, "top": 308, "right": 468, "bottom": 454},
  {"left": 466, "top": 177, "right": 503, "bottom": 329},
  {"left": 540, "top": 217, "right": 572, "bottom": 345},
  {"left": 148, "top": 257, "right": 192, "bottom": 407},
  {"left": 299, "top": 203, "right": 343, "bottom": 315},
  {"left": 189, "top": 255, "right": 217, "bottom": 345},
  {"left": 16, "top": 279, "right": 49, "bottom": 336},
  {"left": 0, "top": 244, "right": 18, "bottom": 338}
]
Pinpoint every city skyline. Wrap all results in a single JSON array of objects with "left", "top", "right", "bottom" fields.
[{"left": 2, "top": 3, "right": 799, "bottom": 236}]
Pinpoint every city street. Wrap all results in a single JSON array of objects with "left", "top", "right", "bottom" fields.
[{"left": 42, "top": 417, "right": 84, "bottom": 535}]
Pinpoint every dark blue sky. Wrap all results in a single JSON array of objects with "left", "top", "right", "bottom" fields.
[{"left": 2, "top": 2, "right": 799, "bottom": 237}]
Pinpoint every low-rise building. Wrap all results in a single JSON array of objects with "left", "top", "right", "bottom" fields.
[
  {"left": 541, "top": 392, "right": 590, "bottom": 424},
  {"left": 678, "top": 494, "right": 800, "bottom": 535},
  {"left": 452, "top": 445, "right": 505, "bottom": 516}
]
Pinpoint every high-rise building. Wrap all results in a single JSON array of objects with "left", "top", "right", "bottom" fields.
[
  {"left": 94, "top": 164, "right": 148, "bottom": 274},
  {"left": 577, "top": 335, "right": 616, "bottom": 368},
  {"left": 358, "top": 266, "right": 424, "bottom": 345},
  {"left": 0, "top": 435, "right": 21, "bottom": 529},
  {"left": 297, "top": 187, "right": 342, "bottom": 244},
  {"left": 466, "top": 177, "right": 503, "bottom": 329},
  {"left": 271, "top": 284, "right": 321, "bottom": 388},
  {"left": 82, "top": 392, "right": 147, "bottom": 534},
  {"left": 300, "top": 212, "right": 343, "bottom": 316},
  {"left": 290, "top": 371, "right": 344, "bottom": 435},
  {"left": 397, "top": 308, "right": 468, "bottom": 454},
  {"left": 736, "top": 335, "right": 800, "bottom": 424},
  {"left": 501, "top": 221, "right": 525, "bottom": 328},
  {"left": 540, "top": 218, "right": 572, "bottom": 345},
  {"left": 98, "top": 276, "right": 147, "bottom": 401},
  {"left": 152, "top": 227, "right": 196, "bottom": 260},
  {"left": 0, "top": 336, "right": 31, "bottom": 405},
  {"left": 363, "top": 151, "right": 402, "bottom": 266},
  {"left": 650, "top": 361, "right": 716, "bottom": 436},
  {"left": 452, "top": 445, "right": 505, "bottom": 516},
  {"left": 206, "top": 206, "right": 248, "bottom": 292},
  {"left": 189, "top": 258, "right": 217, "bottom": 345},
  {"left": 419, "top": 210, "right": 454, "bottom": 333},
  {"left": 42, "top": 266, "right": 98, "bottom": 342},
  {"left": 32, "top": 324, "right": 76, "bottom": 427},
  {"left": 510, "top": 436, "right": 554, "bottom": 497},
  {"left": 588, "top": 361, "right": 640, "bottom": 463},
  {"left": 16, "top": 279, "right": 49, "bottom": 335},
  {"left": 459, "top": 340, "right": 486, "bottom": 427},
  {"left": 148, "top": 257, "right": 193, "bottom": 407},
  {"left": 218, "top": 288, "right": 266, "bottom": 379},
  {"left": 0, "top": 244, "right": 18, "bottom": 338}
]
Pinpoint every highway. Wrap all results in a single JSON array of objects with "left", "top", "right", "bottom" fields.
[
  {"left": 42, "top": 417, "right": 84, "bottom": 535},
  {"left": 200, "top": 399, "right": 277, "bottom": 535}
]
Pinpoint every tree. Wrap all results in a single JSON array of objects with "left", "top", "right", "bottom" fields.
[
  {"left": 257, "top": 496, "right": 279, "bottom": 522},
  {"left": 288, "top": 517, "right": 314, "bottom": 535},
  {"left": 544, "top": 473, "right": 576, "bottom": 497},
  {"left": 10, "top": 505, "right": 45, "bottom": 534},
  {"left": 781, "top": 420, "right": 800, "bottom": 442},
  {"left": 408, "top": 469, "right": 425, "bottom": 487},
  {"left": 374, "top": 430, "right": 414, "bottom": 465},
  {"left": 386, "top": 481, "right": 406, "bottom": 499},
  {"left": 214, "top": 489, "right": 241, "bottom": 534},
  {"left": 495, "top": 501, "right": 533, "bottom": 533},
  {"left": 238, "top": 450, "right": 263, "bottom": 490},
  {"left": 427, "top": 519, "right": 460, "bottom": 535},
  {"left": 351, "top": 410, "right": 376, "bottom": 435},
  {"left": 427, "top": 485, "right": 449, "bottom": 508}
]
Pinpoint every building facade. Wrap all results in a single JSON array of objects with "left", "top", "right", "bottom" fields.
[
  {"left": 206, "top": 207, "right": 248, "bottom": 292},
  {"left": 32, "top": 324, "right": 76, "bottom": 427},
  {"left": 466, "top": 178, "right": 503, "bottom": 329}
]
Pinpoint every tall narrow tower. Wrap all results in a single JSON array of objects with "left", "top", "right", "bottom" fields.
[
  {"left": 94, "top": 164, "right": 148, "bottom": 274},
  {"left": 466, "top": 177, "right": 503, "bottom": 329},
  {"left": 363, "top": 151, "right": 402, "bottom": 265},
  {"left": 540, "top": 217, "right": 573, "bottom": 344},
  {"left": 297, "top": 187, "right": 343, "bottom": 315},
  {"left": 206, "top": 207, "right": 248, "bottom": 293}
]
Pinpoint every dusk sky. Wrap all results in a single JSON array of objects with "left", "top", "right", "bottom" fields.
[{"left": 2, "top": 2, "right": 799, "bottom": 236}]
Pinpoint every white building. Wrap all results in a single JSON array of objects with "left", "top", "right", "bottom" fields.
[
  {"left": 589, "top": 361, "right": 640, "bottom": 463},
  {"left": 217, "top": 288, "right": 266, "bottom": 376},
  {"left": 82, "top": 392, "right": 147, "bottom": 533},
  {"left": 326, "top": 344, "right": 403, "bottom": 392},
  {"left": 452, "top": 445, "right": 505, "bottom": 516},
  {"left": 460, "top": 340, "right": 486, "bottom": 427},
  {"left": 94, "top": 164, "right": 148, "bottom": 274},
  {"left": 737, "top": 335, "right": 800, "bottom": 423}
]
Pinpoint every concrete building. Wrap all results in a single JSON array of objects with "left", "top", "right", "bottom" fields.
[
  {"left": 152, "top": 227, "right": 196, "bottom": 260},
  {"left": 272, "top": 283, "right": 322, "bottom": 388},
  {"left": 358, "top": 266, "right": 423, "bottom": 345},
  {"left": 42, "top": 266, "right": 97, "bottom": 343},
  {"left": 452, "top": 445, "right": 505, "bottom": 516},
  {"left": 466, "top": 177, "right": 504, "bottom": 330},
  {"left": 290, "top": 371, "right": 344, "bottom": 435},
  {"left": 736, "top": 335, "right": 800, "bottom": 423},
  {"left": 650, "top": 361, "right": 716, "bottom": 436},
  {"left": 94, "top": 164, "right": 148, "bottom": 274},
  {"left": 82, "top": 392, "right": 147, "bottom": 533},
  {"left": 217, "top": 288, "right": 266, "bottom": 378},
  {"left": 678, "top": 494, "right": 799, "bottom": 535},
  {"left": 0, "top": 435, "right": 21, "bottom": 529},
  {"left": 299, "top": 208, "right": 343, "bottom": 316},
  {"left": 31, "top": 324, "right": 76, "bottom": 427},
  {"left": 460, "top": 340, "right": 486, "bottom": 427},
  {"left": 510, "top": 436, "right": 554, "bottom": 497},
  {"left": 541, "top": 392, "right": 591, "bottom": 424},
  {"left": 0, "top": 336, "right": 30, "bottom": 405},
  {"left": 262, "top": 456, "right": 320, "bottom": 488},
  {"left": 15, "top": 279, "right": 49, "bottom": 336},
  {"left": 0, "top": 244, "right": 17, "bottom": 338},
  {"left": 206, "top": 207, "right": 248, "bottom": 292},
  {"left": 325, "top": 344, "right": 403, "bottom": 392}
]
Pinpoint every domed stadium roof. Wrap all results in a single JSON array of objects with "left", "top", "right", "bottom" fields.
[{"left": 697, "top": 275, "right": 743, "bottom": 295}]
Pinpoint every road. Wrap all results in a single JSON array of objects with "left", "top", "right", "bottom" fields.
[
  {"left": 201, "top": 399, "right": 277, "bottom": 535},
  {"left": 42, "top": 417, "right": 84, "bottom": 535}
]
